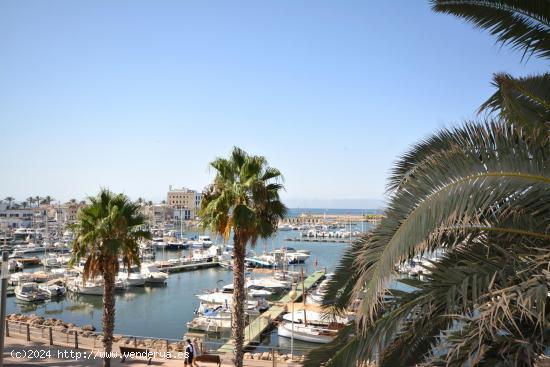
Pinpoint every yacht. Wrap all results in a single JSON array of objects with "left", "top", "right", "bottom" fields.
[
  {"left": 67, "top": 278, "right": 104, "bottom": 296},
  {"left": 187, "top": 304, "right": 232, "bottom": 332},
  {"left": 277, "top": 321, "right": 340, "bottom": 344},
  {"left": 118, "top": 266, "right": 146, "bottom": 287},
  {"left": 39, "top": 280, "right": 67, "bottom": 298},
  {"left": 197, "top": 235, "right": 213, "bottom": 248},
  {"left": 13, "top": 243, "right": 45, "bottom": 254},
  {"left": 14, "top": 283, "right": 49, "bottom": 302},
  {"left": 141, "top": 263, "right": 168, "bottom": 284},
  {"left": 196, "top": 292, "right": 269, "bottom": 312}
]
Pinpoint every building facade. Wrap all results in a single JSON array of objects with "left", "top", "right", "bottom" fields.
[{"left": 167, "top": 185, "right": 202, "bottom": 220}]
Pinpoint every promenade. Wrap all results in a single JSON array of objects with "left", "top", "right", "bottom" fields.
[{"left": 3, "top": 336, "right": 301, "bottom": 366}]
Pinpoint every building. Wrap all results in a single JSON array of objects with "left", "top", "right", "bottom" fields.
[{"left": 167, "top": 185, "right": 202, "bottom": 220}]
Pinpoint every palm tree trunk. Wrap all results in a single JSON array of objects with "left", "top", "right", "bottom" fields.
[
  {"left": 232, "top": 233, "right": 246, "bottom": 367},
  {"left": 102, "top": 266, "right": 116, "bottom": 367}
]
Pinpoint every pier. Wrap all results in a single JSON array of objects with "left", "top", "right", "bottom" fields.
[
  {"left": 217, "top": 270, "right": 326, "bottom": 353},
  {"left": 157, "top": 260, "right": 220, "bottom": 273}
]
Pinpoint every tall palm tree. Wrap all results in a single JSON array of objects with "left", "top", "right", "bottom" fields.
[
  {"left": 34, "top": 196, "right": 41, "bottom": 207},
  {"left": 69, "top": 189, "right": 150, "bottom": 367},
  {"left": 42, "top": 195, "right": 54, "bottom": 205},
  {"left": 3, "top": 197, "right": 14, "bottom": 209},
  {"left": 306, "top": 121, "right": 549, "bottom": 367},
  {"left": 199, "top": 147, "right": 287, "bottom": 367},
  {"left": 431, "top": 0, "right": 550, "bottom": 128}
]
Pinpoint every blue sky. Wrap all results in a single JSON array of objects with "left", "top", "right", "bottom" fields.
[{"left": 0, "top": 1, "right": 546, "bottom": 208}]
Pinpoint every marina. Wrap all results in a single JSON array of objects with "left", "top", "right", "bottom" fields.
[{"left": 0, "top": 217, "right": 372, "bottom": 357}]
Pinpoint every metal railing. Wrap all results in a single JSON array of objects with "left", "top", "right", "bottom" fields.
[{"left": 5, "top": 319, "right": 310, "bottom": 366}]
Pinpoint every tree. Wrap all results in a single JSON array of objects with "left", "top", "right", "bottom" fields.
[
  {"left": 69, "top": 189, "right": 150, "bottom": 367},
  {"left": 431, "top": 0, "right": 550, "bottom": 128},
  {"left": 3, "top": 197, "right": 14, "bottom": 209},
  {"left": 199, "top": 147, "right": 287, "bottom": 367},
  {"left": 26, "top": 197, "right": 34, "bottom": 208},
  {"left": 305, "top": 121, "right": 549, "bottom": 366},
  {"left": 42, "top": 196, "right": 55, "bottom": 205},
  {"left": 305, "top": 1, "right": 550, "bottom": 365}
]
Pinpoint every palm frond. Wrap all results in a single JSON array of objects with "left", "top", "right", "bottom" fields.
[{"left": 432, "top": 0, "right": 550, "bottom": 60}]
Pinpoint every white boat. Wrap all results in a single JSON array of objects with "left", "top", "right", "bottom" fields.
[
  {"left": 13, "top": 243, "right": 45, "bottom": 254},
  {"left": 9, "top": 272, "right": 33, "bottom": 285},
  {"left": 118, "top": 266, "right": 146, "bottom": 287},
  {"left": 277, "top": 321, "right": 339, "bottom": 344},
  {"left": 282, "top": 310, "right": 353, "bottom": 326},
  {"left": 67, "top": 278, "right": 104, "bottom": 296},
  {"left": 197, "top": 235, "right": 213, "bottom": 248},
  {"left": 222, "top": 278, "right": 289, "bottom": 294},
  {"left": 278, "top": 224, "right": 293, "bottom": 231},
  {"left": 42, "top": 254, "right": 60, "bottom": 268},
  {"left": 187, "top": 304, "right": 232, "bottom": 332},
  {"left": 141, "top": 263, "right": 168, "bottom": 284},
  {"left": 39, "top": 280, "right": 67, "bottom": 298},
  {"left": 196, "top": 292, "right": 269, "bottom": 312},
  {"left": 187, "top": 314, "right": 232, "bottom": 332},
  {"left": 14, "top": 283, "right": 49, "bottom": 302}
]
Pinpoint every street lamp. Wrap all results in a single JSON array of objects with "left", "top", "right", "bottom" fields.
[{"left": 288, "top": 284, "right": 297, "bottom": 360}]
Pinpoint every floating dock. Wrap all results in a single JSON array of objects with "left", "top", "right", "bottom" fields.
[
  {"left": 217, "top": 270, "right": 326, "bottom": 353},
  {"left": 157, "top": 261, "right": 220, "bottom": 273}
]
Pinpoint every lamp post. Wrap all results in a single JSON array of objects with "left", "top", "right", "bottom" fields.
[
  {"left": 288, "top": 284, "right": 297, "bottom": 361},
  {"left": 0, "top": 234, "right": 8, "bottom": 367}
]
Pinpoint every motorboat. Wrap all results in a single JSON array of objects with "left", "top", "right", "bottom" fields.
[
  {"left": 277, "top": 321, "right": 340, "bottom": 344},
  {"left": 197, "top": 235, "right": 213, "bottom": 248},
  {"left": 42, "top": 254, "right": 60, "bottom": 268},
  {"left": 278, "top": 224, "right": 293, "bottom": 231},
  {"left": 9, "top": 272, "right": 33, "bottom": 285},
  {"left": 67, "top": 278, "right": 104, "bottom": 296},
  {"left": 39, "top": 280, "right": 67, "bottom": 298},
  {"left": 14, "top": 282, "right": 49, "bottom": 302},
  {"left": 196, "top": 292, "right": 269, "bottom": 312},
  {"left": 187, "top": 304, "right": 232, "bottom": 332},
  {"left": 13, "top": 243, "right": 45, "bottom": 254},
  {"left": 118, "top": 266, "right": 146, "bottom": 287},
  {"left": 141, "top": 263, "right": 168, "bottom": 284}
]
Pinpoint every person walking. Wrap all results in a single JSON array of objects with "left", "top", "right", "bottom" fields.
[{"left": 184, "top": 339, "right": 194, "bottom": 366}]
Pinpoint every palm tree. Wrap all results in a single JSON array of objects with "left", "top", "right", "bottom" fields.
[
  {"left": 34, "top": 196, "right": 41, "bottom": 207},
  {"left": 304, "top": 121, "right": 549, "bottom": 366},
  {"left": 69, "top": 189, "right": 150, "bottom": 367},
  {"left": 199, "top": 147, "right": 287, "bottom": 367},
  {"left": 42, "top": 195, "right": 54, "bottom": 205},
  {"left": 3, "top": 197, "right": 14, "bottom": 209},
  {"left": 431, "top": 0, "right": 550, "bottom": 128},
  {"left": 305, "top": 2, "right": 550, "bottom": 366}
]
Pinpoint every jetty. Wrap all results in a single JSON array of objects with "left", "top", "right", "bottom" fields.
[
  {"left": 156, "top": 260, "right": 220, "bottom": 273},
  {"left": 217, "top": 270, "right": 326, "bottom": 353}
]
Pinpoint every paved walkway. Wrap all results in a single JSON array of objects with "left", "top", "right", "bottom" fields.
[{"left": 3, "top": 336, "right": 300, "bottom": 366}]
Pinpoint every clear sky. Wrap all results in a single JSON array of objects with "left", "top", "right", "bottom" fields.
[{"left": 0, "top": 1, "right": 546, "bottom": 208}]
